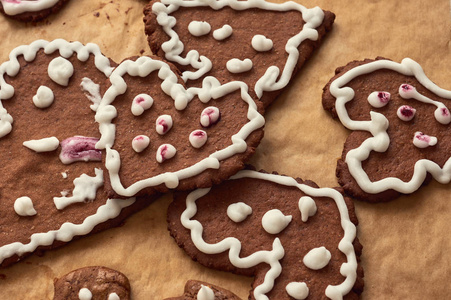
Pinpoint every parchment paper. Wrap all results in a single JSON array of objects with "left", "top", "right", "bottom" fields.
[{"left": 0, "top": 0, "right": 450, "bottom": 299}]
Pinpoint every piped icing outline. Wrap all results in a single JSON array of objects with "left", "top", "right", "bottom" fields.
[
  {"left": 0, "top": 0, "right": 60, "bottom": 15},
  {"left": 180, "top": 170, "right": 358, "bottom": 300},
  {"left": 151, "top": 0, "right": 325, "bottom": 98},
  {"left": 0, "top": 39, "right": 114, "bottom": 139},
  {"left": 95, "top": 56, "right": 265, "bottom": 197},
  {"left": 329, "top": 58, "right": 451, "bottom": 194}
]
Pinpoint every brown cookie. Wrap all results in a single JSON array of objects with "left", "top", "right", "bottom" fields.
[
  {"left": 165, "top": 280, "right": 241, "bottom": 300},
  {"left": 0, "top": 40, "right": 154, "bottom": 267},
  {"left": 53, "top": 266, "right": 131, "bottom": 300},
  {"left": 96, "top": 55, "right": 265, "bottom": 198},
  {"left": 322, "top": 58, "right": 451, "bottom": 202},
  {"left": 143, "top": 0, "right": 335, "bottom": 108},
  {"left": 0, "top": 0, "right": 70, "bottom": 22},
  {"left": 168, "top": 169, "right": 364, "bottom": 299}
]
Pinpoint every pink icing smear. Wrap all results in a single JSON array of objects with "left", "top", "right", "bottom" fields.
[{"left": 59, "top": 136, "right": 102, "bottom": 164}]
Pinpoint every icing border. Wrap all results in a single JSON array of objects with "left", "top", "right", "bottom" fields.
[{"left": 0, "top": 0, "right": 60, "bottom": 16}]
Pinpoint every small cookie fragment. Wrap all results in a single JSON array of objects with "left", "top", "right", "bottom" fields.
[
  {"left": 165, "top": 280, "right": 242, "bottom": 300},
  {"left": 53, "top": 266, "right": 131, "bottom": 300},
  {"left": 168, "top": 170, "right": 364, "bottom": 299}
]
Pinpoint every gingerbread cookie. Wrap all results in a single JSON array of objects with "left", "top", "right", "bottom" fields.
[
  {"left": 168, "top": 170, "right": 364, "bottom": 299},
  {"left": 323, "top": 58, "right": 451, "bottom": 202},
  {"left": 166, "top": 280, "right": 241, "bottom": 300},
  {"left": 143, "top": 0, "right": 335, "bottom": 107},
  {"left": 0, "top": 40, "right": 153, "bottom": 267},
  {"left": 0, "top": 0, "right": 70, "bottom": 22},
  {"left": 96, "top": 55, "right": 265, "bottom": 198},
  {"left": 53, "top": 266, "right": 131, "bottom": 300}
]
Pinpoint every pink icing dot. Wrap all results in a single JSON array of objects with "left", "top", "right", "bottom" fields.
[
  {"left": 156, "top": 144, "right": 176, "bottom": 163},
  {"left": 131, "top": 94, "right": 153, "bottom": 116},
  {"left": 398, "top": 83, "right": 416, "bottom": 99},
  {"left": 59, "top": 136, "right": 102, "bottom": 164},
  {"left": 397, "top": 105, "right": 416, "bottom": 121},
  {"left": 413, "top": 131, "right": 437, "bottom": 148},
  {"left": 156, "top": 115, "right": 173, "bottom": 135},
  {"left": 132, "top": 135, "right": 150, "bottom": 153},
  {"left": 189, "top": 130, "right": 208, "bottom": 148},
  {"left": 367, "top": 91, "right": 390, "bottom": 108},
  {"left": 200, "top": 106, "right": 220, "bottom": 128}
]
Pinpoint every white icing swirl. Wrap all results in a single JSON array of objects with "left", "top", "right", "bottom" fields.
[
  {"left": 22, "top": 136, "right": 59, "bottom": 152},
  {"left": 261, "top": 209, "right": 292, "bottom": 234},
  {"left": 227, "top": 202, "right": 252, "bottom": 223},
  {"left": 14, "top": 196, "right": 37, "bottom": 217},
  {"left": 48, "top": 57, "right": 74, "bottom": 86},
  {"left": 32, "top": 85, "right": 54, "bottom": 108},
  {"left": 303, "top": 246, "right": 332, "bottom": 270},
  {"left": 188, "top": 21, "right": 211, "bottom": 36},
  {"left": 298, "top": 196, "right": 317, "bottom": 222},
  {"left": 251, "top": 35, "right": 273, "bottom": 52},
  {"left": 285, "top": 282, "right": 309, "bottom": 300},
  {"left": 213, "top": 24, "right": 233, "bottom": 40},
  {"left": 226, "top": 58, "right": 253, "bottom": 73}
]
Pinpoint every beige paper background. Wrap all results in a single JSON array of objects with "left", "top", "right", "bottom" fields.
[{"left": 0, "top": 0, "right": 450, "bottom": 299}]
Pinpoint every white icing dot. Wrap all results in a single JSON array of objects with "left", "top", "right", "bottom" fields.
[
  {"left": 189, "top": 130, "right": 208, "bottom": 148},
  {"left": 22, "top": 136, "right": 60, "bottom": 153},
  {"left": 156, "top": 115, "right": 173, "bottom": 135},
  {"left": 61, "top": 172, "right": 68, "bottom": 179},
  {"left": 398, "top": 83, "right": 416, "bottom": 99},
  {"left": 286, "top": 282, "right": 309, "bottom": 300},
  {"left": 48, "top": 57, "right": 74, "bottom": 86},
  {"left": 32, "top": 86, "right": 54, "bottom": 108},
  {"left": 188, "top": 21, "right": 211, "bottom": 36},
  {"left": 227, "top": 202, "right": 252, "bottom": 223},
  {"left": 226, "top": 58, "right": 253, "bottom": 74},
  {"left": 78, "top": 288, "right": 92, "bottom": 300},
  {"left": 397, "top": 105, "right": 416, "bottom": 121},
  {"left": 14, "top": 197, "right": 37, "bottom": 217},
  {"left": 200, "top": 106, "right": 220, "bottom": 127},
  {"left": 131, "top": 94, "right": 154, "bottom": 116},
  {"left": 213, "top": 24, "right": 233, "bottom": 40},
  {"left": 197, "top": 285, "right": 215, "bottom": 300},
  {"left": 132, "top": 135, "right": 150, "bottom": 153},
  {"left": 251, "top": 34, "right": 273, "bottom": 52},
  {"left": 413, "top": 131, "right": 437, "bottom": 148},
  {"left": 434, "top": 106, "right": 451, "bottom": 124},
  {"left": 303, "top": 246, "right": 331, "bottom": 270},
  {"left": 261, "top": 209, "right": 292, "bottom": 234},
  {"left": 298, "top": 196, "right": 317, "bottom": 222},
  {"left": 367, "top": 91, "right": 390, "bottom": 108},
  {"left": 156, "top": 144, "right": 176, "bottom": 163},
  {"left": 108, "top": 293, "right": 120, "bottom": 300}
]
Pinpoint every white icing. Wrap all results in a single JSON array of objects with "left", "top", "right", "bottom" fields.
[
  {"left": 0, "top": 0, "right": 60, "bottom": 15},
  {"left": 14, "top": 196, "right": 37, "bottom": 217},
  {"left": 156, "top": 143, "right": 177, "bottom": 163},
  {"left": 0, "top": 107, "right": 13, "bottom": 138},
  {"left": 227, "top": 202, "right": 252, "bottom": 222},
  {"left": 303, "top": 246, "right": 332, "bottom": 270},
  {"left": 152, "top": 0, "right": 325, "bottom": 96},
  {"left": 0, "top": 196, "right": 136, "bottom": 264},
  {"left": 78, "top": 288, "right": 92, "bottom": 300},
  {"left": 131, "top": 94, "right": 154, "bottom": 116},
  {"left": 367, "top": 91, "right": 390, "bottom": 108},
  {"left": 32, "top": 85, "right": 54, "bottom": 108},
  {"left": 396, "top": 105, "right": 416, "bottom": 121},
  {"left": 80, "top": 77, "right": 102, "bottom": 112},
  {"left": 156, "top": 114, "right": 173, "bottom": 135},
  {"left": 197, "top": 285, "right": 215, "bottom": 300},
  {"left": 298, "top": 196, "right": 317, "bottom": 222},
  {"left": 22, "top": 136, "right": 59, "bottom": 152},
  {"left": 213, "top": 24, "right": 233, "bottom": 40},
  {"left": 251, "top": 35, "right": 273, "bottom": 52},
  {"left": 95, "top": 56, "right": 264, "bottom": 196},
  {"left": 188, "top": 21, "right": 212, "bottom": 36},
  {"left": 330, "top": 58, "right": 451, "bottom": 194},
  {"left": 226, "top": 58, "right": 253, "bottom": 74},
  {"left": 53, "top": 168, "right": 104, "bottom": 210},
  {"left": 48, "top": 57, "right": 74, "bottom": 86},
  {"left": 182, "top": 170, "right": 358, "bottom": 300},
  {"left": 261, "top": 209, "right": 292, "bottom": 234},
  {"left": 413, "top": 132, "right": 437, "bottom": 148},
  {"left": 200, "top": 106, "right": 220, "bottom": 127},
  {"left": 108, "top": 293, "right": 120, "bottom": 300},
  {"left": 189, "top": 130, "right": 208, "bottom": 148},
  {"left": 132, "top": 135, "right": 150, "bottom": 153},
  {"left": 61, "top": 172, "right": 68, "bottom": 179},
  {"left": 285, "top": 282, "right": 309, "bottom": 300}
]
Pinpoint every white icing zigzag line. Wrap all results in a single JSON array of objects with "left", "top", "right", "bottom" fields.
[
  {"left": 0, "top": 0, "right": 60, "bottom": 15},
  {"left": 182, "top": 170, "right": 357, "bottom": 300},
  {"left": 152, "top": 0, "right": 325, "bottom": 98},
  {"left": 330, "top": 58, "right": 451, "bottom": 194},
  {"left": 0, "top": 39, "right": 114, "bottom": 138},
  {"left": 0, "top": 197, "right": 136, "bottom": 264},
  {"left": 95, "top": 56, "right": 265, "bottom": 197}
]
